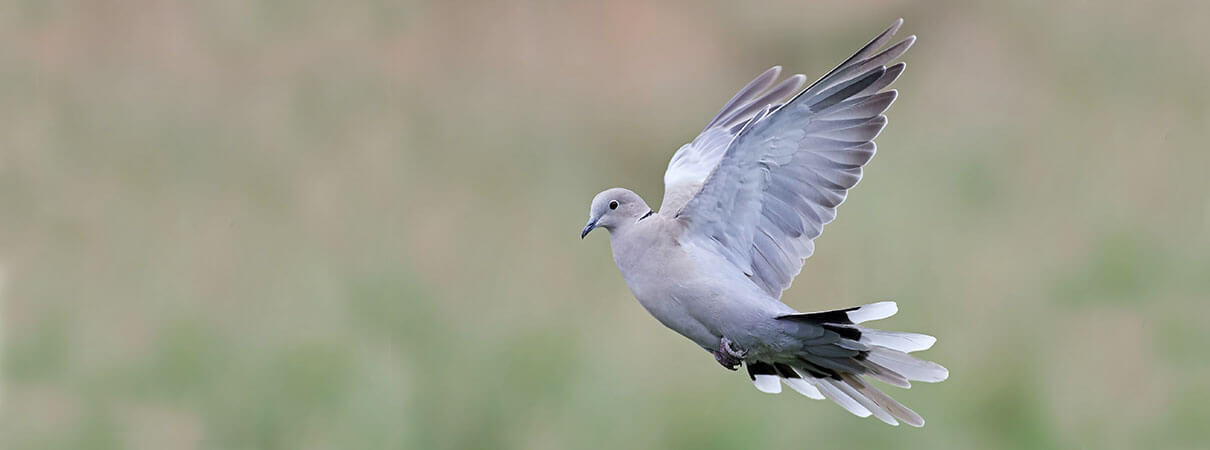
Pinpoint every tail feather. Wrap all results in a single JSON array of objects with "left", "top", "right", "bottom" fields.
[
  {"left": 843, "top": 373, "right": 925, "bottom": 427},
  {"left": 860, "top": 359, "right": 913, "bottom": 388},
  {"left": 742, "top": 301, "right": 947, "bottom": 427},
  {"left": 782, "top": 376, "right": 825, "bottom": 399},
  {"left": 865, "top": 347, "right": 949, "bottom": 383},
  {"left": 774, "top": 362, "right": 825, "bottom": 399},
  {"left": 745, "top": 361, "right": 783, "bottom": 394},
  {"left": 857, "top": 329, "right": 937, "bottom": 353},
  {"left": 829, "top": 377, "right": 899, "bottom": 426},
  {"left": 753, "top": 374, "right": 782, "bottom": 393},
  {"left": 809, "top": 377, "right": 872, "bottom": 418},
  {"left": 846, "top": 300, "right": 898, "bottom": 323}
]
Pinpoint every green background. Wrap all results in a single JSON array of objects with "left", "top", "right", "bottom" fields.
[{"left": 2, "top": 1, "right": 1207, "bottom": 449}]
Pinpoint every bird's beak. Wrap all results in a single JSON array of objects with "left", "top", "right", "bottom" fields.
[{"left": 580, "top": 219, "right": 597, "bottom": 239}]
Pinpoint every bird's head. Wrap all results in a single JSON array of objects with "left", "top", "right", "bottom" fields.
[{"left": 582, "top": 188, "right": 651, "bottom": 239}]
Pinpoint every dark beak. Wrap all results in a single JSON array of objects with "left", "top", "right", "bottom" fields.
[{"left": 580, "top": 220, "right": 597, "bottom": 239}]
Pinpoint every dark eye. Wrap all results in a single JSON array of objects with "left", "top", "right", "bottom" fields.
[{"left": 609, "top": 200, "right": 619, "bottom": 210}]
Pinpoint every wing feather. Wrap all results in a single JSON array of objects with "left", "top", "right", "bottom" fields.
[
  {"left": 703, "top": 66, "right": 783, "bottom": 131},
  {"left": 659, "top": 20, "right": 913, "bottom": 297}
]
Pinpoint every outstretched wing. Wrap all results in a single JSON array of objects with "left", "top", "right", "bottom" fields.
[
  {"left": 660, "top": 19, "right": 913, "bottom": 298},
  {"left": 659, "top": 66, "right": 806, "bottom": 215}
]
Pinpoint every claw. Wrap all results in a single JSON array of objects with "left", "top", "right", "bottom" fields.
[
  {"left": 714, "top": 351, "right": 741, "bottom": 370},
  {"left": 722, "top": 337, "right": 747, "bottom": 359},
  {"left": 713, "top": 336, "right": 746, "bottom": 370}
]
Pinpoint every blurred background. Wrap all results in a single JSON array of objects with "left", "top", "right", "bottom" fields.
[{"left": 2, "top": 0, "right": 1208, "bottom": 449}]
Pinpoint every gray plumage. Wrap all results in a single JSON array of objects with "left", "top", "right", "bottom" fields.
[{"left": 581, "top": 19, "right": 947, "bottom": 427}]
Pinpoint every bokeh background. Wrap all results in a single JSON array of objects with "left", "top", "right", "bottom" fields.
[{"left": 2, "top": 1, "right": 1208, "bottom": 449}]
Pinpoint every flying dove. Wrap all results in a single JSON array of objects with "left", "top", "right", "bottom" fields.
[{"left": 580, "top": 19, "right": 947, "bottom": 426}]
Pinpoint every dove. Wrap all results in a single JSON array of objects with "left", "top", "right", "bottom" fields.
[{"left": 580, "top": 19, "right": 947, "bottom": 427}]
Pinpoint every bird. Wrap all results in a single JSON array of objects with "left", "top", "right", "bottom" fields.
[{"left": 579, "top": 19, "right": 947, "bottom": 427}]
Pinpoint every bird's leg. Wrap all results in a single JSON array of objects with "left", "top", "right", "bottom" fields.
[{"left": 713, "top": 336, "right": 747, "bottom": 370}]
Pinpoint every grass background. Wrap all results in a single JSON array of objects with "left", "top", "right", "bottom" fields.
[{"left": 2, "top": 1, "right": 1208, "bottom": 449}]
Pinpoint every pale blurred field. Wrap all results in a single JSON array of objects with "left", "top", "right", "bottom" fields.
[{"left": 2, "top": 1, "right": 1209, "bottom": 449}]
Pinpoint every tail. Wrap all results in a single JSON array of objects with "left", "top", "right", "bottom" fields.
[{"left": 745, "top": 301, "right": 948, "bottom": 427}]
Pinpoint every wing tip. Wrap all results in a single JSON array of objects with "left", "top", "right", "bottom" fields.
[{"left": 886, "top": 18, "right": 904, "bottom": 37}]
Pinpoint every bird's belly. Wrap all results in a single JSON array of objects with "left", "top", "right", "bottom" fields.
[
  {"left": 620, "top": 247, "right": 788, "bottom": 352},
  {"left": 617, "top": 247, "right": 721, "bottom": 349},
  {"left": 640, "top": 300, "right": 719, "bottom": 350}
]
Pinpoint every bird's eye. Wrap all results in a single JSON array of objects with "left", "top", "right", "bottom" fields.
[{"left": 609, "top": 200, "right": 619, "bottom": 210}]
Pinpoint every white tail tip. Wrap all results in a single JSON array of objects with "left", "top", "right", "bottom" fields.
[
  {"left": 753, "top": 375, "right": 782, "bottom": 393},
  {"left": 847, "top": 301, "right": 898, "bottom": 324}
]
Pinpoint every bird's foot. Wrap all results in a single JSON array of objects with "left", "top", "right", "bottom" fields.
[{"left": 713, "top": 336, "right": 747, "bottom": 371}]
